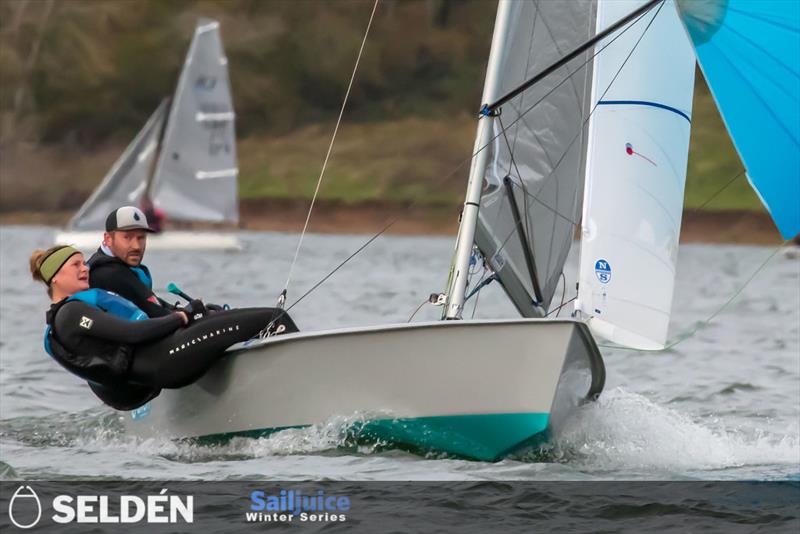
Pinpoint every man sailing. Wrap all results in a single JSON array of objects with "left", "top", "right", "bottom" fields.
[{"left": 87, "top": 206, "right": 175, "bottom": 317}]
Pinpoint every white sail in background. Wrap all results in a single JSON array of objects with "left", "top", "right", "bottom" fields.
[
  {"left": 474, "top": 0, "right": 597, "bottom": 316},
  {"left": 575, "top": 0, "right": 695, "bottom": 349},
  {"left": 67, "top": 100, "right": 168, "bottom": 231},
  {"left": 150, "top": 19, "right": 239, "bottom": 224}
]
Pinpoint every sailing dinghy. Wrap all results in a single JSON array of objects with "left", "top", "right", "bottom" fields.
[
  {"left": 55, "top": 19, "right": 240, "bottom": 251},
  {"left": 125, "top": 0, "right": 799, "bottom": 461}
]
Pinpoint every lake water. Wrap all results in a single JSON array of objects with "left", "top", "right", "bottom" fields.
[{"left": 1, "top": 226, "right": 798, "bottom": 484}]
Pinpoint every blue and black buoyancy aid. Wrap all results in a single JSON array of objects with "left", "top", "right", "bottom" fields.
[
  {"left": 87, "top": 248, "right": 154, "bottom": 290},
  {"left": 68, "top": 288, "right": 148, "bottom": 320},
  {"left": 43, "top": 289, "right": 147, "bottom": 356},
  {"left": 129, "top": 266, "right": 153, "bottom": 289},
  {"left": 43, "top": 289, "right": 159, "bottom": 410}
]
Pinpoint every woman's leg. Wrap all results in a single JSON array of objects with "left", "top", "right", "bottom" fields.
[{"left": 128, "top": 307, "right": 298, "bottom": 389}]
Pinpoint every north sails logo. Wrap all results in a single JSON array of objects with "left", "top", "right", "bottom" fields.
[
  {"left": 169, "top": 324, "right": 240, "bottom": 355},
  {"left": 8, "top": 485, "right": 42, "bottom": 529},
  {"left": 595, "top": 259, "right": 612, "bottom": 283}
]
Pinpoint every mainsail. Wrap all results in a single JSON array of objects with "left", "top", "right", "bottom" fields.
[
  {"left": 676, "top": 0, "right": 800, "bottom": 240},
  {"left": 575, "top": 0, "right": 696, "bottom": 349},
  {"left": 474, "top": 0, "right": 597, "bottom": 316},
  {"left": 67, "top": 100, "right": 168, "bottom": 231},
  {"left": 149, "top": 19, "right": 239, "bottom": 224}
]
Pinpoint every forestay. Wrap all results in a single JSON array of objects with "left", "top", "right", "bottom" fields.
[
  {"left": 676, "top": 0, "right": 800, "bottom": 240},
  {"left": 150, "top": 19, "right": 239, "bottom": 224},
  {"left": 475, "top": 0, "right": 596, "bottom": 317},
  {"left": 67, "top": 100, "right": 168, "bottom": 231},
  {"left": 575, "top": 0, "right": 695, "bottom": 350}
]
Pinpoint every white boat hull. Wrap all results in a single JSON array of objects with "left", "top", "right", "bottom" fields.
[
  {"left": 54, "top": 230, "right": 242, "bottom": 251},
  {"left": 124, "top": 319, "right": 604, "bottom": 461}
]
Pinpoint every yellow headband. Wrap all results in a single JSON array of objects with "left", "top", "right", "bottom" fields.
[{"left": 39, "top": 246, "right": 80, "bottom": 285}]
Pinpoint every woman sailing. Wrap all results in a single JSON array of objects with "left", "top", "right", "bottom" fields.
[{"left": 30, "top": 245, "right": 298, "bottom": 410}]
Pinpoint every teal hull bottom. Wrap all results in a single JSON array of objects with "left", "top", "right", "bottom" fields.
[
  {"left": 198, "top": 412, "right": 550, "bottom": 462},
  {"left": 356, "top": 413, "right": 550, "bottom": 461}
]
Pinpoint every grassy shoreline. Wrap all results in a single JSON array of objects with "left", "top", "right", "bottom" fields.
[
  {"left": 0, "top": 81, "right": 765, "bottom": 215},
  {"left": 0, "top": 80, "right": 778, "bottom": 244},
  {"left": 0, "top": 201, "right": 783, "bottom": 245}
]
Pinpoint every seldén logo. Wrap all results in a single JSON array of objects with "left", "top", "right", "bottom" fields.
[
  {"left": 6, "top": 485, "right": 193, "bottom": 528},
  {"left": 8, "top": 486, "right": 42, "bottom": 529}
]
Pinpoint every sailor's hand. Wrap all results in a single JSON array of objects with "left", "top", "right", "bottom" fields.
[
  {"left": 181, "top": 299, "right": 207, "bottom": 325},
  {"left": 175, "top": 311, "right": 189, "bottom": 325}
]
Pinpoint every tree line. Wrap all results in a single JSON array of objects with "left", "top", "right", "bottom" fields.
[{"left": 1, "top": 0, "right": 493, "bottom": 147}]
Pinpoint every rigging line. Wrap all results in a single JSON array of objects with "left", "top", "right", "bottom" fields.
[
  {"left": 261, "top": 2, "right": 656, "bottom": 321},
  {"left": 281, "top": 0, "right": 380, "bottom": 296},
  {"left": 547, "top": 296, "right": 577, "bottom": 318},
  {"left": 492, "top": 3, "right": 660, "bottom": 228},
  {"left": 553, "top": 271, "right": 567, "bottom": 317},
  {"left": 497, "top": 115, "right": 537, "bottom": 268},
  {"left": 597, "top": 241, "right": 790, "bottom": 352},
  {"left": 497, "top": 106, "right": 556, "bottom": 278},
  {"left": 484, "top": 4, "right": 664, "bottom": 308},
  {"left": 490, "top": 205, "right": 532, "bottom": 268},
  {"left": 508, "top": 2, "right": 541, "bottom": 159},
  {"left": 487, "top": 0, "right": 662, "bottom": 112},
  {"left": 515, "top": 0, "right": 666, "bottom": 218},
  {"left": 259, "top": 218, "right": 399, "bottom": 336},
  {"left": 407, "top": 297, "right": 429, "bottom": 322},
  {"left": 288, "top": 220, "right": 394, "bottom": 311},
  {"left": 470, "top": 269, "right": 488, "bottom": 319},
  {"left": 530, "top": 0, "right": 590, "bottom": 108},
  {"left": 493, "top": 1, "right": 654, "bottom": 176},
  {"left": 691, "top": 168, "right": 747, "bottom": 212},
  {"left": 479, "top": 6, "right": 659, "bottom": 286},
  {"left": 503, "top": 175, "right": 543, "bottom": 302}
]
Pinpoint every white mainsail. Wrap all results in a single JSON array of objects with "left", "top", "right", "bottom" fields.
[
  {"left": 67, "top": 100, "right": 168, "bottom": 231},
  {"left": 575, "top": 0, "right": 696, "bottom": 349},
  {"left": 149, "top": 19, "right": 239, "bottom": 224},
  {"left": 474, "top": 0, "right": 597, "bottom": 317}
]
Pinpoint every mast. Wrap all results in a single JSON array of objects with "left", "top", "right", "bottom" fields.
[{"left": 443, "top": 0, "right": 514, "bottom": 320}]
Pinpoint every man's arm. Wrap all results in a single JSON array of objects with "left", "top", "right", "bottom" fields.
[{"left": 89, "top": 264, "right": 171, "bottom": 317}]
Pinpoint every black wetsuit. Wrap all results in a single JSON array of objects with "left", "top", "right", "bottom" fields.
[
  {"left": 45, "top": 291, "right": 299, "bottom": 410},
  {"left": 87, "top": 249, "right": 173, "bottom": 318}
]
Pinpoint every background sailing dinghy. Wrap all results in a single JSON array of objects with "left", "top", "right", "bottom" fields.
[
  {"left": 125, "top": 0, "right": 799, "bottom": 461},
  {"left": 55, "top": 19, "right": 240, "bottom": 251}
]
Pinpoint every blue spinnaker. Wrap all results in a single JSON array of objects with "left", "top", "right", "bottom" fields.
[{"left": 677, "top": 0, "right": 800, "bottom": 239}]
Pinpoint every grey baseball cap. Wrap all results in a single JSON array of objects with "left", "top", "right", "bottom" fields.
[{"left": 105, "top": 206, "right": 153, "bottom": 232}]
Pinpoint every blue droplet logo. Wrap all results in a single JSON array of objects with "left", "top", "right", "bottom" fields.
[{"left": 133, "top": 212, "right": 141, "bottom": 221}]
